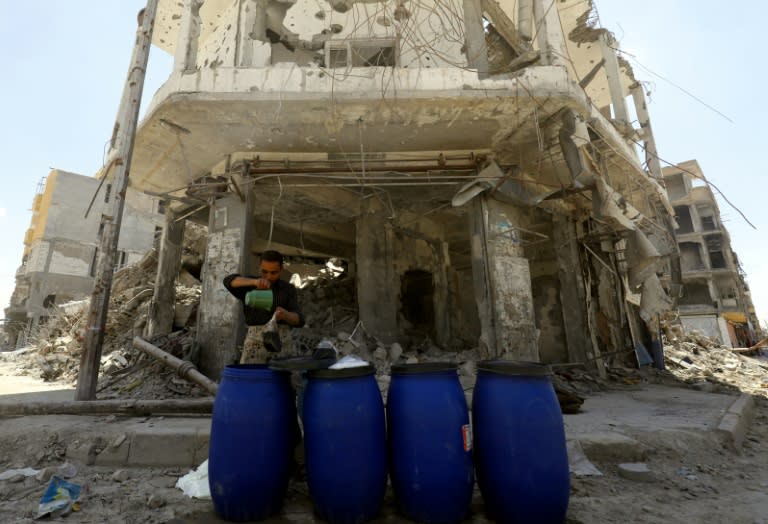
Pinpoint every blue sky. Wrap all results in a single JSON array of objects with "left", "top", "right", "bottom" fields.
[{"left": 1, "top": 1, "right": 766, "bottom": 330}]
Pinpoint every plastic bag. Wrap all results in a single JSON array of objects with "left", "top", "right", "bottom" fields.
[
  {"left": 36, "top": 476, "right": 81, "bottom": 519},
  {"left": 176, "top": 460, "right": 211, "bottom": 499},
  {"left": 263, "top": 313, "right": 282, "bottom": 352},
  {"left": 329, "top": 354, "right": 369, "bottom": 369}
]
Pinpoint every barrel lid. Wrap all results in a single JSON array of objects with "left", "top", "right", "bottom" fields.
[
  {"left": 477, "top": 360, "right": 552, "bottom": 376},
  {"left": 306, "top": 364, "right": 375, "bottom": 379},
  {"left": 391, "top": 362, "right": 457, "bottom": 375},
  {"left": 268, "top": 356, "right": 336, "bottom": 372}
]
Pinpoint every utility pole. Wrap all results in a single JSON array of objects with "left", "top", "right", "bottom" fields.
[{"left": 75, "top": 0, "right": 160, "bottom": 400}]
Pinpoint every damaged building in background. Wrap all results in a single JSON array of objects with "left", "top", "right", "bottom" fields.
[
  {"left": 663, "top": 160, "right": 761, "bottom": 347},
  {"left": 4, "top": 169, "right": 164, "bottom": 347},
  {"left": 101, "top": 0, "right": 682, "bottom": 380}
]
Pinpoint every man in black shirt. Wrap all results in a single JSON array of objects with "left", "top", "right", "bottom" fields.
[{"left": 223, "top": 250, "right": 305, "bottom": 363}]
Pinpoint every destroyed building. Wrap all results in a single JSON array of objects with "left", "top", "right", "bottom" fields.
[
  {"left": 4, "top": 169, "right": 164, "bottom": 347},
  {"left": 663, "top": 160, "right": 761, "bottom": 347},
  {"left": 95, "top": 0, "right": 680, "bottom": 380}
]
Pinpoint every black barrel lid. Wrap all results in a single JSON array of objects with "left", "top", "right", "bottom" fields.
[
  {"left": 477, "top": 360, "right": 552, "bottom": 376},
  {"left": 268, "top": 356, "right": 337, "bottom": 372},
  {"left": 391, "top": 362, "right": 457, "bottom": 375},
  {"left": 306, "top": 364, "right": 375, "bottom": 379}
]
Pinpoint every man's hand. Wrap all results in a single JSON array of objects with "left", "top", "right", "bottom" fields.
[
  {"left": 254, "top": 278, "right": 271, "bottom": 290},
  {"left": 274, "top": 306, "right": 299, "bottom": 326}
]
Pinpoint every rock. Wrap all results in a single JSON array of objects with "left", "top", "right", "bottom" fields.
[
  {"left": 578, "top": 432, "right": 646, "bottom": 463},
  {"left": 35, "top": 467, "right": 57, "bottom": 483},
  {"left": 617, "top": 462, "right": 655, "bottom": 482},
  {"left": 389, "top": 343, "right": 403, "bottom": 363},
  {"left": 110, "top": 434, "right": 127, "bottom": 449},
  {"left": 57, "top": 462, "right": 77, "bottom": 479},
  {"left": 148, "top": 476, "right": 177, "bottom": 489},
  {"left": 406, "top": 356, "right": 419, "bottom": 365},
  {"left": 177, "top": 269, "right": 200, "bottom": 287},
  {"left": 458, "top": 360, "right": 476, "bottom": 377},
  {"left": 147, "top": 493, "right": 166, "bottom": 509},
  {"left": 373, "top": 347, "right": 387, "bottom": 362},
  {"left": 112, "top": 469, "right": 130, "bottom": 482}
]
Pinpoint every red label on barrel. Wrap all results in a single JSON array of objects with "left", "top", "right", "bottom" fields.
[{"left": 462, "top": 424, "right": 472, "bottom": 451}]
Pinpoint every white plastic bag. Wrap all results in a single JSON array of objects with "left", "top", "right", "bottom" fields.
[{"left": 175, "top": 460, "right": 211, "bottom": 499}]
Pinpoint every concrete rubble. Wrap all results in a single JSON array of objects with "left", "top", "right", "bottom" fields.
[{"left": 1, "top": 0, "right": 767, "bottom": 520}]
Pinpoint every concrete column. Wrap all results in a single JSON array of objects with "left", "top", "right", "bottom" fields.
[
  {"left": 630, "top": 83, "right": 663, "bottom": 179},
  {"left": 599, "top": 33, "right": 630, "bottom": 124},
  {"left": 552, "top": 215, "right": 590, "bottom": 365},
  {"left": 532, "top": 0, "right": 567, "bottom": 67},
  {"left": 146, "top": 210, "right": 185, "bottom": 337},
  {"left": 237, "top": 0, "right": 268, "bottom": 67},
  {"left": 469, "top": 196, "right": 538, "bottom": 360},
  {"left": 518, "top": 0, "right": 534, "bottom": 44},
  {"left": 196, "top": 192, "right": 254, "bottom": 380},
  {"left": 432, "top": 241, "right": 452, "bottom": 348},
  {"left": 463, "top": 0, "right": 489, "bottom": 77},
  {"left": 356, "top": 202, "right": 398, "bottom": 344},
  {"left": 173, "top": 0, "right": 203, "bottom": 74}
]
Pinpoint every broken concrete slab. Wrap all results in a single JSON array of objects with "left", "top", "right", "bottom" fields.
[
  {"left": 717, "top": 393, "right": 755, "bottom": 450},
  {"left": 573, "top": 432, "right": 646, "bottom": 463},
  {"left": 617, "top": 462, "right": 655, "bottom": 482}
]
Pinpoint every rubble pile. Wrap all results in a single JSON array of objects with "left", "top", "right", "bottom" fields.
[
  {"left": 298, "top": 271, "right": 358, "bottom": 335},
  {"left": 663, "top": 332, "right": 768, "bottom": 398},
  {"left": 5, "top": 224, "right": 208, "bottom": 398}
]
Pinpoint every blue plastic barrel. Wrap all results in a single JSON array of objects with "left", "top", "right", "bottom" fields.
[
  {"left": 303, "top": 365, "right": 387, "bottom": 524},
  {"left": 208, "top": 364, "right": 297, "bottom": 522},
  {"left": 387, "top": 363, "right": 474, "bottom": 524},
  {"left": 472, "top": 361, "right": 569, "bottom": 524}
]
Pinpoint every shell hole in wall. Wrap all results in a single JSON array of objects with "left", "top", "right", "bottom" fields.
[{"left": 400, "top": 269, "right": 435, "bottom": 336}]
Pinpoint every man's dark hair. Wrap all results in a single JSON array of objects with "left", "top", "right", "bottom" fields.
[{"left": 260, "top": 250, "right": 284, "bottom": 266}]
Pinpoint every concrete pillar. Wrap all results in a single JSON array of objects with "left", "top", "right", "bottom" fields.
[
  {"left": 237, "top": 0, "right": 268, "bottom": 67},
  {"left": 356, "top": 202, "right": 398, "bottom": 344},
  {"left": 146, "top": 210, "right": 185, "bottom": 337},
  {"left": 173, "top": 0, "right": 203, "bottom": 74},
  {"left": 532, "top": 0, "right": 567, "bottom": 67},
  {"left": 518, "top": 0, "right": 534, "bottom": 44},
  {"left": 432, "top": 241, "right": 452, "bottom": 348},
  {"left": 599, "top": 33, "right": 630, "bottom": 124},
  {"left": 463, "top": 0, "right": 489, "bottom": 78},
  {"left": 196, "top": 192, "right": 254, "bottom": 379},
  {"left": 469, "top": 196, "right": 538, "bottom": 360},
  {"left": 630, "top": 83, "right": 663, "bottom": 180},
  {"left": 552, "top": 215, "right": 590, "bottom": 365}
]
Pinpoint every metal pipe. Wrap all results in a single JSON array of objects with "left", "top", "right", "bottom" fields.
[{"left": 133, "top": 336, "right": 219, "bottom": 395}]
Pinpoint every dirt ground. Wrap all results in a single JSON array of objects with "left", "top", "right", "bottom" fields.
[
  {"left": 2, "top": 342, "right": 768, "bottom": 523},
  {"left": 0, "top": 386, "right": 766, "bottom": 522}
]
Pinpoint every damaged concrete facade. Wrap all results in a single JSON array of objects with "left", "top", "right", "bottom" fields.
[
  {"left": 663, "top": 160, "right": 761, "bottom": 347},
  {"left": 124, "top": 0, "right": 678, "bottom": 379},
  {"left": 4, "top": 170, "right": 164, "bottom": 347}
]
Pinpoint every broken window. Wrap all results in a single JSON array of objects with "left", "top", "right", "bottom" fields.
[
  {"left": 705, "top": 235, "right": 727, "bottom": 269},
  {"left": 674, "top": 206, "right": 693, "bottom": 234},
  {"left": 325, "top": 39, "right": 398, "bottom": 68},
  {"left": 42, "top": 294, "right": 56, "bottom": 308},
  {"left": 679, "top": 242, "right": 705, "bottom": 272},
  {"left": 701, "top": 216, "right": 716, "bottom": 231},
  {"left": 665, "top": 174, "right": 686, "bottom": 201},
  {"left": 679, "top": 281, "right": 713, "bottom": 306}
]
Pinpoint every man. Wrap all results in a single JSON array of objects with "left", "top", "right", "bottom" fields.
[{"left": 223, "top": 250, "right": 305, "bottom": 363}]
